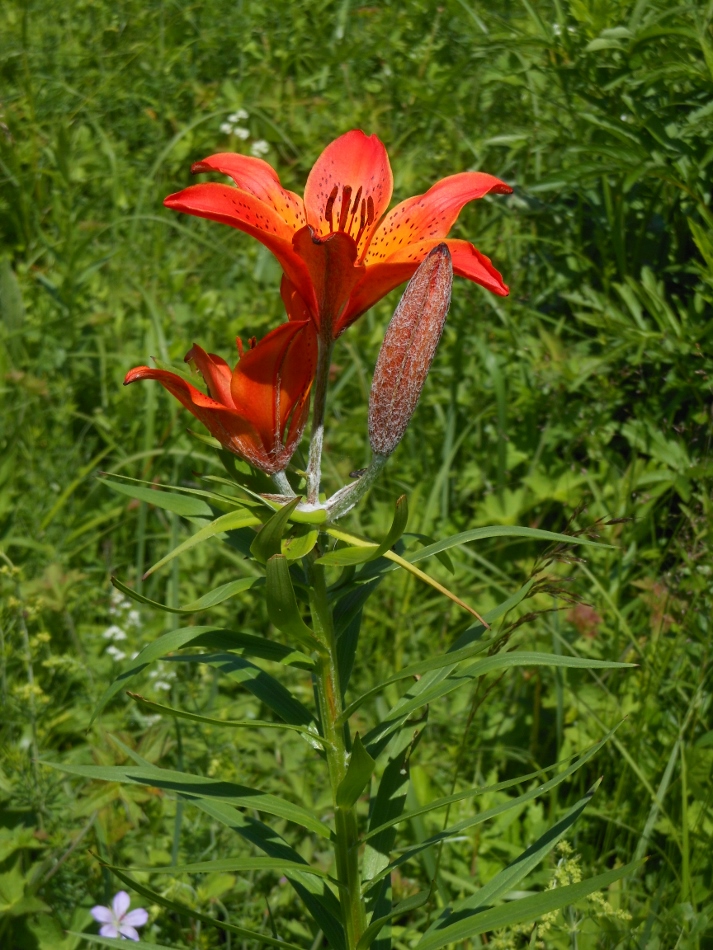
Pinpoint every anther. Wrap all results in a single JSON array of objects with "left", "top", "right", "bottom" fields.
[
  {"left": 367, "top": 195, "right": 375, "bottom": 225},
  {"left": 236, "top": 337, "right": 244, "bottom": 358},
  {"left": 351, "top": 186, "right": 363, "bottom": 217},
  {"left": 338, "top": 185, "right": 352, "bottom": 232},
  {"left": 325, "top": 185, "right": 338, "bottom": 232}
]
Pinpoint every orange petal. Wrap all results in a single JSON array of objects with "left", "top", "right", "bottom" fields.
[
  {"left": 230, "top": 320, "right": 317, "bottom": 451},
  {"left": 280, "top": 275, "right": 314, "bottom": 324},
  {"left": 365, "top": 172, "right": 512, "bottom": 263},
  {"left": 292, "top": 226, "right": 364, "bottom": 334},
  {"left": 337, "top": 238, "right": 508, "bottom": 334},
  {"left": 123, "top": 365, "right": 269, "bottom": 468},
  {"left": 185, "top": 344, "right": 234, "bottom": 406},
  {"left": 303, "top": 130, "right": 393, "bottom": 256},
  {"left": 192, "top": 153, "right": 306, "bottom": 232},
  {"left": 164, "top": 183, "right": 317, "bottom": 313}
]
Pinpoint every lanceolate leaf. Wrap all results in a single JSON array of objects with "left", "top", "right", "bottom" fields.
[
  {"left": 144, "top": 856, "right": 335, "bottom": 880},
  {"left": 358, "top": 890, "right": 430, "bottom": 950},
  {"left": 174, "top": 652, "right": 315, "bottom": 725},
  {"left": 406, "top": 524, "right": 611, "bottom": 564},
  {"left": 363, "top": 737, "right": 611, "bottom": 887},
  {"left": 431, "top": 781, "right": 601, "bottom": 923},
  {"left": 250, "top": 495, "right": 301, "bottom": 563},
  {"left": 318, "top": 495, "right": 409, "bottom": 566},
  {"left": 52, "top": 762, "right": 330, "bottom": 837},
  {"left": 266, "top": 554, "right": 323, "bottom": 652},
  {"left": 144, "top": 508, "right": 261, "bottom": 577},
  {"left": 127, "top": 692, "right": 326, "bottom": 744},
  {"left": 193, "top": 799, "right": 346, "bottom": 950},
  {"left": 103, "top": 864, "right": 305, "bottom": 950},
  {"left": 112, "top": 574, "right": 261, "bottom": 614},
  {"left": 363, "top": 652, "right": 633, "bottom": 752},
  {"left": 93, "top": 626, "right": 313, "bottom": 721},
  {"left": 365, "top": 731, "right": 619, "bottom": 840},
  {"left": 336, "top": 734, "right": 376, "bottom": 807},
  {"left": 100, "top": 477, "right": 214, "bottom": 518},
  {"left": 414, "top": 861, "right": 640, "bottom": 950}
]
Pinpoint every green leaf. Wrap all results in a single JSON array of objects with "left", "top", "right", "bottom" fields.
[
  {"left": 100, "top": 864, "right": 305, "bottom": 950},
  {"left": 144, "top": 508, "right": 261, "bottom": 577},
  {"left": 414, "top": 861, "right": 639, "bottom": 950},
  {"left": 178, "top": 652, "right": 315, "bottom": 725},
  {"left": 142, "top": 856, "right": 335, "bottom": 880},
  {"left": 100, "top": 477, "right": 214, "bottom": 518},
  {"left": 51, "top": 762, "right": 330, "bottom": 838},
  {"left": 363, "top": 736, "right": 612, "bottom": 887},
  {"left": 127, "top": 692, "right": 326, "bottom": 744},
  {"left": 364, "top": 651, "right": 633, "bottom": 753},
  {"left": 406, "top": 524, "right": 610, "bottom": 566},
  {"left": 336, "top": 735, "right": 376, "bottom": 807},
  {"left": 366, "top": 732, "right": 618, "bottom": 841},
  {"left": 251, "top": 495, "right": 302, "bottom": 563},
  {"left": 191, "top": 799, "right": 346, "bottom": 950},
  {"left": 112, "top": 574, "right": 261, "bottom": 614},
  {"left": 429, "top": 782, "right": 600, "bottom": 934},
  {"left": 282, "top": 523, "right": 319, "bottom": 560},
  {"left": 358, "top": 890, "right": 430, "bottom": 950},
  {"left": 318, "top": 495, "right": 409, "bottom": 566},
  {"left": 93, "top": 625, "right": 313, "bottom": 721},
  {"left": 266, "top": 555, "right": 323, "bottom": 652}
]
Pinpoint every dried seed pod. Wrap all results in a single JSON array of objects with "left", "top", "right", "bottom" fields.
[{"left": 368, "top": 244, "right": 452, "bottom": 457}]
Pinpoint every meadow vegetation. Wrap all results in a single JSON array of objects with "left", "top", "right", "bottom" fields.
[{"left": 0, "top": 0, "right": 712, "bottom": 947}]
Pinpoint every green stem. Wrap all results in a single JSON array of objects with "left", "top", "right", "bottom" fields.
[
  {"left": 306, "top": 334, "right": 334, "bottom": 506},
  {"left": 307, "top": 554, "right": 366, "bottom": 950}
]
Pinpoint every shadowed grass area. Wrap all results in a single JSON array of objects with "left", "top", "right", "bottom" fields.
[{"left": 0, "top": 1, "right": 712, "bottom": 947}]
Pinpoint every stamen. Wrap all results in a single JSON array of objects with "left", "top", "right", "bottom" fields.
[
  {"left": 366, "top": 195, "right": 375, "bottom": 225},
  {"left": 249, "top": 336, "right": 257, "bottom": 350},
  {"left": 338, "top": 185, "right": 352, "bottom": 232},
  {"left": 236, "top": 337, "right": 244, "bottom": 358},
  {"left": 354, "top": 198, "right": 368, "bottom": 247},
  {"left": 351, "top": 186, "right": 363, "bottom": 218},
  {"left": 325, "top": 185, "right": 338, "bottom": 232}
]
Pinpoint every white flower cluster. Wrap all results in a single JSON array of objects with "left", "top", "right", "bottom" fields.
[
  {"left": 102, "top": 589, "right": 142, "bottom": 662},
  {"left": 219, "top": 109, "right": 270, "bottom": 158},
  {"left": 148, "top": 662, "right": 176, "bottom": 693}
]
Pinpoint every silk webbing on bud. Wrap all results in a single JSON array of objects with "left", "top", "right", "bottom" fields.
[{"left": 368, "top": 244, "right": 452, "bottom": 457}]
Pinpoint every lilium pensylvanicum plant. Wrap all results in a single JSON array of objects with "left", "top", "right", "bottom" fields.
[
  {"left": 79, "top": 133, "right": 637, "bottom": 950},
  {"left": 128, "top": 130, "right": 512, "bottom": 503}
]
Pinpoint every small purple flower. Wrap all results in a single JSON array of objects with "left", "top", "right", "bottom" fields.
[{"left": 91, "top": 891, "right": 148, "bottom": 941}]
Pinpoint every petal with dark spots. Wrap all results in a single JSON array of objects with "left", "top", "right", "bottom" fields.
[
  {"left": 292, "top": 227, "right": 364, "bottom": 334},
  {"left": 191, "top": 152, "right": 306, "bottom": 232},
  {"left": 365, "top": 172, "right": 512, "bottom": 263},
  {"left": 303, "top": 130, "right": 392, "bottom": 254}
]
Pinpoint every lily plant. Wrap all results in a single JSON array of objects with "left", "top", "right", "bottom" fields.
[{"left": 64, "top": 130, "right": 637, "bottom": 950}]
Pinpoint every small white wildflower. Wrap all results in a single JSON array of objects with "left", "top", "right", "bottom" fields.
[
  {"left": 552, "top": 22, "right": 562, "bottom": 35},
  {"left": 228, "top": 108, "right": 248, "bottom": 122},
  {"left": 102, "top": 625, "right": 127, "bottom": 642},
  {"left": 91, "top": 891, "right": 148, "bottom": 942},
  {"left": 153, "top": 680, "right": 172, "bottom": 691},
  {"left": 106, "top": 645, "right": 126, "bottom": 661},
  {"left": 220, "top": 121, "right": 234, "bottom": 135},
  {"left": 233, "top": 126, "right": 250, "bottom": 140},
  {"left": 126, "top": 609, "right": 141, "bottom": 629},
  {"left": 250, "top": 139, "right": 270, "bottom": 157}
]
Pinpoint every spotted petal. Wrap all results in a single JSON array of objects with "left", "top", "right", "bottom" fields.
[
  {"left": 365, "top": 171, "right": 512, "bottom": 263},
  {"left": 192, "top": 153, "right": 306, "bottom": 232},
  {"left": 304, "top": 130, "right": 393, "bottom": 256}
]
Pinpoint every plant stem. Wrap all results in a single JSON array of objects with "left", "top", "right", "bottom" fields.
[
  {"left": 271, "top": 470, "right": 295, "bottom": 496},
  {"left": 306, "top": 334, "right": 334, "bottom": 506},
  {"left": 307, "top": 555, "right": 366, "bottom": 950}
]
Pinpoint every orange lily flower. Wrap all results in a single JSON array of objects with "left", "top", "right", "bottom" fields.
[
  {"left": 124, "top": 320, "right": 317, "bottom": 474},
  {"left": 164, "top": 130, "right": 512, "bottom": 338}
]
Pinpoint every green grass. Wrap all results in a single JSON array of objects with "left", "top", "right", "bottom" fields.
[{"left": 1, "top": 0, "right": 712, "bottom": 947}]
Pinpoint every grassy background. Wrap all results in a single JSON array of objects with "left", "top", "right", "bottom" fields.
[{"left": 1, "top": 0, "right": 712, "bottom": 947}]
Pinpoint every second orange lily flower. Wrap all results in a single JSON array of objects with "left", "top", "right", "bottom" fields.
[{"left": 165, "top": 130, "right": 512, "bottom": 338}]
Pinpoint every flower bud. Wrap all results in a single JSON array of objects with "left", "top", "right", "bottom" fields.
[{"left": 368, "top": 244, "right": 452, "bottom": 457}]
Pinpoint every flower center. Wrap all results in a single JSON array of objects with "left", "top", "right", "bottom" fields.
[{"left": 324, "top": 184, "right": 375, "bottom": 251}]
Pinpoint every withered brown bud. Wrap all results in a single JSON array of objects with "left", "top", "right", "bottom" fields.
[{"left": 368, "top": 244, "right": 452, "bottom": 457}]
